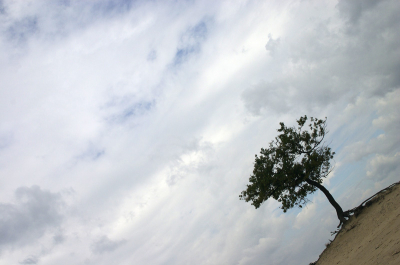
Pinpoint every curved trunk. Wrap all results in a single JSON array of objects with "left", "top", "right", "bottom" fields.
[{"left": 305, "top": 178, "right": 346, "bottom": 226}]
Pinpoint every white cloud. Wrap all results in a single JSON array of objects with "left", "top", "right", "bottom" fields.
[
  {"left": 238, "top": 237, "right": 281, "bottom": 265},
  {"left": 0, "top": 186, "right": 65, "bottom": 251},
  {"left": 367, "top": 153, "right": 400, "bottom": 181},
  {"left": 294, "top": 202, "right": 317, "bottom": 229},
  {"left": 91, "top": 235, "right": 127, "bottom": 254},
  {"left": 340, "top": 90, "right": 400, "bottom": 166},
  {"left": 19, "top": 255, "right": 39, "bottom": 265}
]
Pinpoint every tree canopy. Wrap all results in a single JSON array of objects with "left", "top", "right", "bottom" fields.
[{"left": 240, "top": 116, "right": 346, "bottom": 224}]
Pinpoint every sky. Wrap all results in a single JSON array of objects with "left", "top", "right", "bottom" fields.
[{"left": 0, "top": 0, "right": 399, "bottom": 264}]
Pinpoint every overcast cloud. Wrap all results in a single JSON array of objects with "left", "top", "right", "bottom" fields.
[{"left": 0, "top": 0, "right": 399, "bottom": 264}]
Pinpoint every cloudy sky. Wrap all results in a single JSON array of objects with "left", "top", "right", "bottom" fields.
[{"left": 0, "top": 0, "right": 399, "bottom": 264}]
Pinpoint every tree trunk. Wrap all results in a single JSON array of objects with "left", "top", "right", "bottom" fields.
[{"left": 305, "top": 178, "right": 347, "bottom": 226}]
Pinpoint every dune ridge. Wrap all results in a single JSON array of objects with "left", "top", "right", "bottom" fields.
[{"left": 312, "top": 182, "right": 400, "bottom": 265}]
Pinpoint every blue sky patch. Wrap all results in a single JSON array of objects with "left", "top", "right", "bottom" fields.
[
  {"left": 6, "top": 17, "right": 38, "bottom": 44},
  {"left": 122, "top": 100, "right": 154, "bottom": 119},
  {"left": 76, "top": 145, "right": 105, "bottom": 162},
  {"left": 104, "top": 98, "right": 156, "bottom": 124},
  {"left": 172, "top": 20, "right": 208, "bottom": 66},
  {"left": 91, "top": 0, "right": 137, "bottom": 17}
]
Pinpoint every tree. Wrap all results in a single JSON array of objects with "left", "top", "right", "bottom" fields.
[{"left": 239, "top": 115, "right": 348, "bottom": 226}]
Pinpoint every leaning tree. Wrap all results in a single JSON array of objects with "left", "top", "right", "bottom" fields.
[{"left": 239, "top": 116, "right": 348, "bottom": 226}]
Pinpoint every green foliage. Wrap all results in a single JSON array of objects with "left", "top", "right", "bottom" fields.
[{"left": 239, "top": 116, "right": 335, "bottom": 212}]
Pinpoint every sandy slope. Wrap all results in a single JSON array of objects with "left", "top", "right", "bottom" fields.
[{"left": 314, "top": 182, "right": 400, "bottom": 265}]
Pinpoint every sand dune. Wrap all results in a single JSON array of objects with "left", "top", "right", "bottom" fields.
[{"left": 313, "top": 182, "right": 400, "bottom": 265}]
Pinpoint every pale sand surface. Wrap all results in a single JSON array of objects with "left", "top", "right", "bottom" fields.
[{"left": 315, "top": 182, "right": 400, "bottom": 265}]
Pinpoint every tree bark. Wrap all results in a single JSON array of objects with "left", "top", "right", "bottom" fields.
[{"left": 305, "top": 178, "right": 347, "bottom": 226}]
